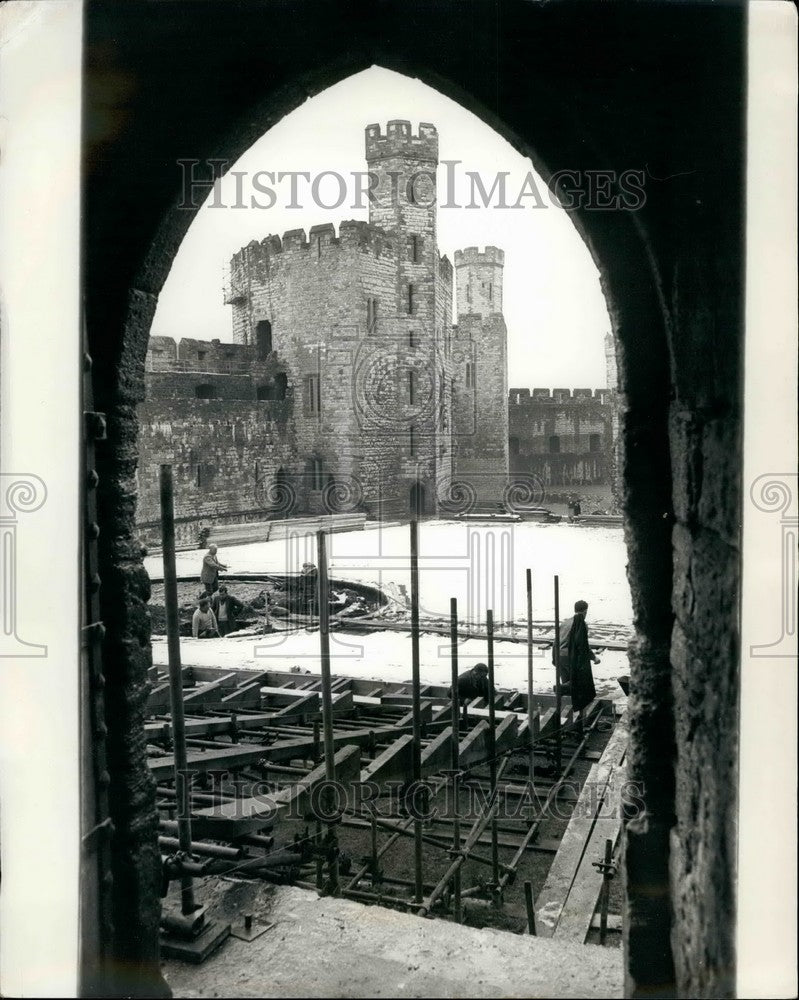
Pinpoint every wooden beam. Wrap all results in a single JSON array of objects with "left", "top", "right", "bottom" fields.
[{"left": 534, "top": 710, "right": 629, "bottom": 938}]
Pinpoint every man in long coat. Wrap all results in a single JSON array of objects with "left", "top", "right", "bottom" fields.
[{"left": 555, "top": 599, "right": 601, "bottom": 713}]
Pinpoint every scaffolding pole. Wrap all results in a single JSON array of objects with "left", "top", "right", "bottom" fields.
[
  {"left": 449, "top": 596, "right": 462, "bottom": 922},
  {"left": 409, "top": 519, "right": 424, "bottom": 903},
  {"left": 486, "top": 608, "right": 501, "bottom": 907},
  {"left": 316, "top": 529, "right": 339, "bottom": 894},
  {"left": 526, "top": 569, "right": 535, "bottom": 785},
  {"left": 416, "top": 757, "right": 510, "bottom": 918},
  {"left": 159, "top": 464, "right": 196, "bottom": 917},
  {"left": 554, "top": 574, "right": 562, "bottom": 776}
]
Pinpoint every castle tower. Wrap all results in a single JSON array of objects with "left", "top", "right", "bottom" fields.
[
  {"left": 364, "top": 122, "right": 439, "bottom": 338},
  {"left": 451, "top": 247, "right": 509, "bottom": 509},
  {"left": 364, "top": 122, "right": 447, "bottom": 516},
  {"left": 455, "top": 245, "right": 504, "bottom": 319},
  {"left": 364, "top": 121, "right": 438, "bottom": 235}
]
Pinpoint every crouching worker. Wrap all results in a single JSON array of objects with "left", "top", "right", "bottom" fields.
[
  {"left": 453, "top": 662, "right": 490, "bottom": 721},
  {"left": 191, "top": 595, "right": 219, "bottom": 639},
  {"left": 211, "top": 585, "right": 245, "bottom": 637}
]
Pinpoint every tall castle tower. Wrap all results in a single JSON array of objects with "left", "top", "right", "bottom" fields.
[
  {"left": 451, "top": 247, "right": 509, "bottom": 509},
  {"left": 363, "top": 121, "right": 450, "bottom": 516}
]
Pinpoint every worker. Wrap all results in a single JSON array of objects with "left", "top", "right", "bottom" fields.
[
  {"left": 191, "top": 595, "right": 220, "bottom": 638},
  {"left": 200, "top": 543, "right": 228, "bottom": 595},
  {"left": 211, "top": 585, "right": 245, "bottom": 636},
  {"left": 554, "top": 599, "right": 600, "bottom": 724},
  {"left": 453, "top": 662, "right": 490, "bottom": 720}
]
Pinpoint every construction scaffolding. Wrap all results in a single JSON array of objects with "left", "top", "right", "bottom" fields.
[{"left": 153, "top": 474, "right": 628, "bottom": 960}]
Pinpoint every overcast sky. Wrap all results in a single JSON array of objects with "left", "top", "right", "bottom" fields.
[{"left": 152, "top": 67, "right": 611, "bottom": 388}]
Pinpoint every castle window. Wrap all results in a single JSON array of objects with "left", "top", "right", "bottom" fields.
[
  {"left": 409, "top": 425, "right": 417, "bottom": 456},
  {"left": 308, "top": 457, "right": 324, "bottom": 492},
  {"left": 589, "top": 433, "right": 601, "bottom": 453},
  {"left": 488, "top": 282, "right": 493, "bottom": 302},
  {"left": 366, "top": 297, "right": 379, "bottom": 334},
  {"left": 195, "top": 383, "right": 216, "bottom": 399},
  {"left": 549, "top": 435, "right": 561, "bottom": 454},
  {"left": 509, "top": 436, "right": 520, "bottom": 455},
  {"left": 465, "top": 362, "right": 475, "bottom": 389},
  {"left": 197, "top": 351, "right": 207, "bottom": 362},
  {"left": 408, "top": 370, "right": 416, "bottom": 405},
  {"left": 256, "top": 319, "right": 272, "bottom": 359},
  {"left": 467, "top": 283, "right": 472, "bottom": 304},
  {"left": 407, "top": 284, "right": 414, "bottom": 314},
  {"left": 409, "top": 330, "right": 417, "bottom": 348},
  {"left": 196, "top": 465, "right": 202, "bottom": 487},
  {"left": 303, "top": 374, "right": 321, "bottom": 414},
  {"left": 410, "top": 235, "right": 419, "bottom": 263}
]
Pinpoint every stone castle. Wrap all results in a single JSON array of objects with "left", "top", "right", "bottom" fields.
[{"left": 137, "top": 122, "right": 511, "bottom": 542}]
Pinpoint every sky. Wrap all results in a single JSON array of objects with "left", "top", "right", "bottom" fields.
[{"left": 151, "top": 67, "right": 611, "bottom": 388}]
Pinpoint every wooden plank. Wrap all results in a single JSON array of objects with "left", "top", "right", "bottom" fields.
[
  {"left": 147, "top": 720, "right": 427, "bottom": 778},
  {"left": 361, "top": 734, "right": 414, "bottom": 786},
  {"left": 553, "top": 761, "right": 626, "bottom": 943},
  {"left": 145, "top": 712, "right": 276, "bottom": 740},
  {"left": 260, "top": 685, "right": 323, "bottom": 706},
  {"left": 270, "top": 692, "right": 320, "bottom": 719},
  {"left": 220, "top": 681, "right": 262, "bottom": 706},
  {"left": 183, "top": 673, "right": 238, "bottom": 705},
  {"left": 189, "top": 744, "right": 362, "bottom": 838},
  {"left": 420, "top": 726, "right": 454, "bottom": 773},
  {"left": 396, "top": 701, "right": 433, "bottom": 728},
  {"left": 538, "top": 708, "right": 556, "bottom": 736},
  {"left": 534, "top": 710, "right": 629, "bottom": 938}
]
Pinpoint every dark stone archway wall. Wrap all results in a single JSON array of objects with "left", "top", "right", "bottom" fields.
[{"left": 83, "top": 2, "right": 744, "bottom": 996}]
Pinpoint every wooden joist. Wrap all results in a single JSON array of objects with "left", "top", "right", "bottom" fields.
[
  {"left": 534, "top": 709, "right": 629, "bottom": 939},
  {"left": 189, "top": 744, "right": 362, "bottom": 838}
]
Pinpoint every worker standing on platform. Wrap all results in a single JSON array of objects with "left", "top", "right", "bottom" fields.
[
  {"left": 200, "top": 543, "right": 228, "bottom": 595},
  {"left": 555, "top": 599, "right": 600, "bottom": 725}
]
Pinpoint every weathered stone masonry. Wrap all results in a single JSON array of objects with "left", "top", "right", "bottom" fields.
[{"left": 508, "top": 387, "right": 614, "bottom": 490}]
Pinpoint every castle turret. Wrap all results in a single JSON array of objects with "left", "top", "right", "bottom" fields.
[
  {"left": 454, "top": 246, "right": 504, "bottom": 320},
  {"left": 364, "top": 121, "right": 438, "bottom": 236},
  {"left": 451, "top": 246, "right": 508, "bottom": 510}
]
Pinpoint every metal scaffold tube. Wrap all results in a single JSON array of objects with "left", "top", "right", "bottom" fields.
[
  {"left": 554, "top": 574, "right": 562, "bottom": 776},
  {"left": 416, "top": 757, "right": 510, "bottom": 918},
  {"left": 526, "top": 569, "right": 535, "bottom": 785},
  {"left": 316, "top": 529, "right": 339, "bottom": 894},
  {"left": 486, "top": 609, "right": 501, "bottom": 907},
  {"left": 449, "top": 596, "right": 462, "bottom": 923},
  {"left": 159, "top": 464, "right": 196, "bottom": 917},
  {"left": 409, "top": 519, "right": 424, "bottom": 904}
]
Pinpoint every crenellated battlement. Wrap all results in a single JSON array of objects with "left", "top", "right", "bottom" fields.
[
  {"left": 454, "top": 246, "right": 505, "bottom": 268},
  {"left": 364, "top": 121, "right": 438, "bottom": 163},
  {"left": 509, "top": 387, "right": 610, "bottom": 404},
  {"left": 231, "top": 220, "right": 399, "bottom": 268},
  {"left": 146, "top": 336, "right": 256, "bottom": 374}
]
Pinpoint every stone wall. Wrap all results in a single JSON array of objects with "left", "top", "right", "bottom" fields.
[
  {"left": 508, "top": 387, "right": 613, "bottom": 489},
  {"left": 136, "top": 396, "right": 296, "bottom": 547}
]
